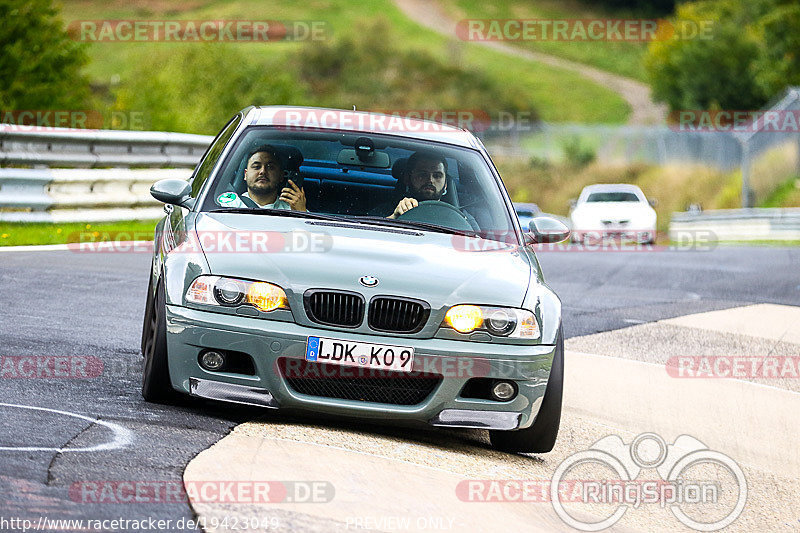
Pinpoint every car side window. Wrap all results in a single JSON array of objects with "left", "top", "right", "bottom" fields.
[{"left": 190, "top": 115, "right": 242, "bottom": 197}]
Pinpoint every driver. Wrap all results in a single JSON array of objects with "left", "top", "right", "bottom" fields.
[
  {"left": 216, "top": 145, "right": 306, "bottom": 211},
  {"left": 388, "top": 151, "right": 448, "bottom": 219}
]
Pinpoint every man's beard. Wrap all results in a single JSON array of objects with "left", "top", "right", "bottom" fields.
[
  {"left": 414, "top": 185, "right": 442, "bottom": 201},
  {"left": 249, "top": 179, "right": 278, "bottom": 195}
]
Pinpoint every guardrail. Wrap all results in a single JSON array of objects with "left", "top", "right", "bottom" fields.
[
  {"left": 669, "top": 208, "right": 800, "bottom": 242},
  {"left": 0, "top": 125, "right": 212, "bottom": 168},
  {"left": 0, "top": 168, "right": 192, "bottom": 222},
  {"left": 0, "top": 125, "right": 212, "bottom": 222}
]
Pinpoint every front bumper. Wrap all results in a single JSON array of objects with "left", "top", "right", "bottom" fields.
[
  {"left": 166, "top": 305, "right": 557, "bottom": 430},
  {"left": 573, "top": 228, "right": 655, "bottom": 244}
]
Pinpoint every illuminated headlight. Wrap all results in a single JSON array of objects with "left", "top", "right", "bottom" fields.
[
  {"left": 186, "top": 275, "right": 289, "bottom": 312},
  {"left": 442, "top": 305, "right": 540, "bottom": 339}
]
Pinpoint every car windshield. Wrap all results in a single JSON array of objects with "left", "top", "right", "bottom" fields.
[
  {"left": 585, "top": 192, "right": 640, "bottom": 203},
  {"left": 201, "top": 127, "right": 516, "bottom": 240}
]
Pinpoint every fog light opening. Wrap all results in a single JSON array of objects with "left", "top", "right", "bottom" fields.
[
  {"left": 199, "top": 350, "right": 226, "bottom": 372},
  {"left": 491, "top": 380, "right": 517, "bottom": 401}
]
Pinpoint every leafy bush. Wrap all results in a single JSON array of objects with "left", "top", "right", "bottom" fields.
[
  {"left": 561, "top": 136, "right": 596, "bottom": 167},
  {"left": 114, "top": 44, "right": 309, "bottom": 134}
]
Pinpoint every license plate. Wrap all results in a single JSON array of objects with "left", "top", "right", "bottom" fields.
[{"left": 305, "top": 336, "right": 414, "bottom": 372}]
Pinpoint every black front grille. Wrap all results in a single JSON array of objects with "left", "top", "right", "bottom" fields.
[
  {"left": 279, "top": 358, "right": 441, "bottom": 405},
  {"left": 368, "top": 297, "right": 429, "bottom": 333},
  {"left": 304, "top": 290, "right": 365, "bottom": 327}
]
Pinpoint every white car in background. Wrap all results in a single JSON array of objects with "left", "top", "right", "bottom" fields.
[{"left": 569, "top": 184, "right": 657, "bottom": 244}]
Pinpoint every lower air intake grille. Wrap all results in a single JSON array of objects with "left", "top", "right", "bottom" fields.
[{"left": 278, "top": 358, "right": 441, "bottom": 405}]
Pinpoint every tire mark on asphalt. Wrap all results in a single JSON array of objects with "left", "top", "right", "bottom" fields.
[{"left": 0, "top": 403, "right": 133, "bottom": 453}]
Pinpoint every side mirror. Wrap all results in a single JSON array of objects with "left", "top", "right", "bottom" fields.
[
  {"left": 527, "top": 216, "right": 570, "bottom": 244},
  {"left": 648, "top": 198, "right": 658, "bottom": 207},
  {"left": 150, "top": 179, "right": 193, "bottom": 208}
]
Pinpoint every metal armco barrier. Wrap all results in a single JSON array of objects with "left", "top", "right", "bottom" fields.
[
  {"left": 0, "top": 168, "right": 192, "bottom": 222},
  {"left": 0, "top": 125, "right": 212, "bottom": 168},
  {"left": 670, "top": 208, "right": 800, "bottom": 242},
  {"left": 0, "top": 125, "right": 212, "bottom": 222}
]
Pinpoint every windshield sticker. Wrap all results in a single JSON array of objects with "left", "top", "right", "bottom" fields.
[{"left": 217, "top": 192, "right": 238, "bottom": 205}]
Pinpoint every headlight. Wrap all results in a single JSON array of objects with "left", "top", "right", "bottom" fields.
[
  {"left": 442, "top": 305, "right": 540, "bottom": 339},
  {"left": 186, "top": 275, "right": 289, "bottom": 312}
]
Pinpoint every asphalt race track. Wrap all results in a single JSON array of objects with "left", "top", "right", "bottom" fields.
[{"left": 1, "top": 245, "right": 798, "bottom": 530}]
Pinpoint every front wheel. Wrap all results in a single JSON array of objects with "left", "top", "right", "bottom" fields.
[
  {"left": 141, "top": 278, "right": 179, "bottom": 403},
  {"left": 490, "top": 329, "right": 563, "bottom": 453}
]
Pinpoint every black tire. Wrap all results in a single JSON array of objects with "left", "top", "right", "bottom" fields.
[
  {"left": 490, "top": 329, "right": 564, "bottom": 453},
  {"left": 141, "top": 279, "right": 179, "bottom": 403},
  {"left": 140, "top": 273, "right": 155, "bottom": 357}
]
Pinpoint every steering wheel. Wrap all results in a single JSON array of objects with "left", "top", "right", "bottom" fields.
[{"left": 396, "top": 200, "right": 475, "bottom": 232}]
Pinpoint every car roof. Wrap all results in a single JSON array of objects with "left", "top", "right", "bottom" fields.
[
  {"left": 581, "top": 183, "right": 644, "bottom": 193},
  {"left": 245, "top": 106, "right": 482, "bottom": 149}
]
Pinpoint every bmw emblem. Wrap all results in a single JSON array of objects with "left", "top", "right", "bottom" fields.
[{"left": 359, "top": 275, "right": 379, "bottom": 287}]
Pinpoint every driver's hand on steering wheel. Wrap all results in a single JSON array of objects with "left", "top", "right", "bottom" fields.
[{"left": 389, "top": 197, "right": 418, "bottom": 219}]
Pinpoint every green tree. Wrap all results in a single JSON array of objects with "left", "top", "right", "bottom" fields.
[
  {"left": 645, "top": 0, "right": 766, "bottom": 111},
  {"left": 753, "top": 3, "right": 800, "bottom": 97},
  {"left": 583, "top": 0, "right": 677, "bottom": 16},
  {"left": 645, "top": 0, "right": 800, "bottom": 112},
  {"left": 0, "top": 0, "right": 90, "bottom": 109}
]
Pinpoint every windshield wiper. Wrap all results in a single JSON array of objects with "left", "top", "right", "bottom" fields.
[
  {"left": 354, "top": 216, "right": 481, "bottom": 237},
  {"left": 208, "top": 208, "right": 344, "bottom": 223}
]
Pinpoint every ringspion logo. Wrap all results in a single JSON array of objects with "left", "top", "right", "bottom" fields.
[{"left": 550, "top": 433, "right": 747, "bottom": 531}]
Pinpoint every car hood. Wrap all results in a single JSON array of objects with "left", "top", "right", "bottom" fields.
[{"left": 193, "top": 213, "right": 532, "bottom": 308}]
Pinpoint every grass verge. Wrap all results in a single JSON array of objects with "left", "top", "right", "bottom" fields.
[
  {"left": 0, "top": 220, "right": 158, "bottom": 247},
  {"left": 438, "top": 0, "right": 651, "bottom": 81},
  {"left": 61, "top": 0, "right": 631, "bottom": 128}
]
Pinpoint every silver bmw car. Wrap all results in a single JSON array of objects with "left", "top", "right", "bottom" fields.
[{"left": 141, "top": 106, "right": 569, "bottom": 453}]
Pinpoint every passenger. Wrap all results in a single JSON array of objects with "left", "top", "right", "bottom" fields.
[
  {"left": 387, "top": 151, "right": 448, "bottom": 219},
  {"left": 216, "top": 145, "right": 306, "bottom": 211}
]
